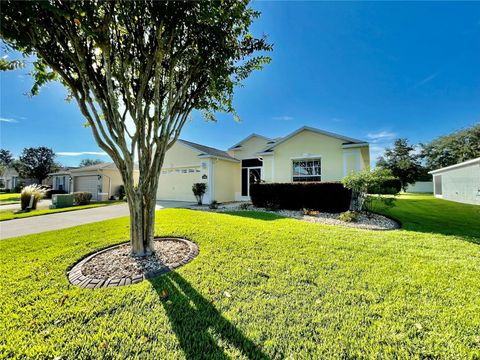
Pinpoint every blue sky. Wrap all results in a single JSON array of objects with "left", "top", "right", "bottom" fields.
[{"left": 1, "top": 1, "right": 479, "bottom": 166}]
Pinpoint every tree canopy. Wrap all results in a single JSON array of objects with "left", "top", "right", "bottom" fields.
[
  {"left": 79, "top": 158, "right": 104, "bottom": 167},
  {"left": 376, "top": 138, "right": 423, "bottom": 191},
  {"left": 17, "top": 147, "right": 58, "bottom": 184},
  {"left": 1, "top": 1, "right": 271, "bottom": 256},
  {"left": 421, "top": 123, "right": 480, "bottom": 170},
  {"left": 0, "top": 149, "right": 14, "bottom": 166}
]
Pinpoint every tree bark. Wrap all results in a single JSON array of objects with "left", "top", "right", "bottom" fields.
[{"left": 127, "top": 187, "right": 157, "bottom": 257}]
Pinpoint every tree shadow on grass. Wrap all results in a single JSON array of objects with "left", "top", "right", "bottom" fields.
[{"left": 149, "top": 272, "right": 270, "bottom": 360}]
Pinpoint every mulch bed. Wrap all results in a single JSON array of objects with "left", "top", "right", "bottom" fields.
[{"left": 68, "top": 237, "right": 199, "bottom": 289}]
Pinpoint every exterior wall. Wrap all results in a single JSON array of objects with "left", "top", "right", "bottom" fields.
[
  {"left": 213, "top": 159, "right": 241, "bottom": 202},
  {"left": 100, "top": 169, "right": 136, "bottom": 201},
  {"left": 271, "top": 129, "right": 346, "bottom": 182},
  {"left": 360, "top": 147, "right": 370, "bottom": 169},
  {"left": 432, "top": 163, "right": 480, "bottom": 205},
  {"left": 406, "top": 181, "right": 433, "bottom": 193},
  {"left": 229, "top": 136, "right": 270, "bottom": 160}
]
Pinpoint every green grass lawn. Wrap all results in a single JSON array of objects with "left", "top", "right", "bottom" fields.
[
  {"left": 1, "top": 196, "right": 479, "bottom": 359},
  {"left": 0, "top": 193, "right": 20, "bottom": 204},
  {"left": 374, "top": 193, "right": 480, "bottom": 243},
  {"left": 0, "top": 200, "right": 124, "bottom": 221}
]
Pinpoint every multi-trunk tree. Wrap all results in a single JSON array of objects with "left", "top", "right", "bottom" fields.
[{"left": 1, "top": 1, "right": 271, "bottom": 256}]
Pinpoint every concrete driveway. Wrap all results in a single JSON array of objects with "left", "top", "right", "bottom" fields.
[{"left": 0, "top": 201, "right": 193, "bottom": 240}]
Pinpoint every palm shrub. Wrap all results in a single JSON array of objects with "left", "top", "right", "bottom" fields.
[
  {"left": 192, "top": 183, "right": 207, "bottom": 205},
  {"left": 20, "top": 184, "right": 46, "bottom": 210}
]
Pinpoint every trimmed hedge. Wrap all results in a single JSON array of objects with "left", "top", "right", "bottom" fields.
[
  {"left": 250, "top": 182, "right": 352, "bottom": 213},
  {"left": 73, "top": 192, "right": 92, "bottom": 205}
]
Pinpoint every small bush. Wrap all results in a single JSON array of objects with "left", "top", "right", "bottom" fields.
[
  {"left": 20, "top": 184, "right": 46, "bottom": 210},
  {"left": 368, "top": 178, "right": 401, "bottom": 195},
  {"left": 117, "top": 185, "right": 125, "bottom": 200},
  {"left": 250, "top": 182, "right": 351, "bottom": 213},
  {"left": 239, "top": 202, "right": 251, "bottom": 210},
  {"left": 339, "top": 211, "right": 358, "bottom": 223},
  {"left": 74, "top": 192, "right": 92, "bottom": 205},
  {"left": 303, "top": 208, "right": 319, "bottom": 216},
  {"left": 209, "top": 200, "right": 218, "bottom": 209},
  {"left": 44, "top": 189, "right": 67, "bottom": 199},
  {"left": 192, "top": 183, "right": 207, "bottom": 205}
]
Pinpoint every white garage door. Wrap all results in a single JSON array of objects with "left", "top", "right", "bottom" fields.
[
  {"left": 157, "top": 167, "right": 202, "bottom": 202},
  {"left": 74, "top": 176, "right": 99, "bottom": 200}
]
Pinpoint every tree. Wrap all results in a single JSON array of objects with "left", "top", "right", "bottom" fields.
[
  {"left": 17, "top": 147, "right": 57, "bottom": 184},
  {"left": 0, "top": 149, "right": 13, "bottom": 166},
  {"left": 1, "top": 1, "right": 271, "bottom": 256},
  {"left": 376, "top": 139, "right": 422, "bottom": 191},
  {"left": 341, "top": 168, "right": 395, "bottom": 212},
  {"left": 421, "top": 123, "right": 480, "bottom": 170},
  {"left": 79, "top": 158, "right": 104, "bottom": 167}
]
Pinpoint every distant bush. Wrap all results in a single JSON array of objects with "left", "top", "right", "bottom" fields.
[
  {"left": 339, "top": 210, "right": 358, "bottom": 223},
  {"left": 44, "top": 188, "right": 67, "bottom": 199},
  {"left": 117, "top": 185, "right": 125, "bottom": 200},
  {"left": 368, "top": 178, "right": 401, "bottom": 195},
  {"left": 20, "top": 184, "right": 46, "bottom": 210},
  {"left": 74, "top": 192, "right": 92, "bottom": 205},
  {"left": 250, "top": 182, "right": 351, "bottom": 213},
  {"left": 209, "top": 200, "right": 218, "bottom": 209}
]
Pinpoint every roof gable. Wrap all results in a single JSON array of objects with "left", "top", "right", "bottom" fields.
[
  {"left": 178, "top": 139, "right": 238, "bottom": 161},
  {"left": 262, "top": 126, "right": 366, "bottom": 152},
  {"left": 228, "top": 133, "right": 272, "bottom": 150}
]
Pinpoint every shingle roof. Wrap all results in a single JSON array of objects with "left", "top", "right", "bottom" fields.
[{"left": 178, "top": 139, "right": 238, "bottom": 161}]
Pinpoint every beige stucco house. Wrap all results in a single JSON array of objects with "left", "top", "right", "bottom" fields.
[
  {"left": 50, "top": 163, "right": 139, "bottom": 201},
  {"left": 156, "top": 126, "right": 370, "bottom": 203}
]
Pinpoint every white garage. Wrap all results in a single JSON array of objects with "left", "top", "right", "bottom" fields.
[
  {"left": 73, "top": 175, "right": 100, "bottom": 200},
  {"left": 156, "top": 167, "right": 203, "bottom": 202},
  {"left": 429, "top": 157, "right": 480, "bottom": 205}
]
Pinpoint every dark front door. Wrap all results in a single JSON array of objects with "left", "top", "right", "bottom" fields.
[{"left": 241, "top": 167, "right": 261, "bottom": 197}]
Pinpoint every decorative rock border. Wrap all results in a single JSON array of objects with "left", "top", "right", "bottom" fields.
[{"left": 67, "top": 237, "right": 199, "bottom": 289}]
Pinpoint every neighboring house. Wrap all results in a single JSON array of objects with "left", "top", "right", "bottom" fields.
[
  {"left": 429, "top": 157, "right": 480, "bottom": 205},
  {"left": 156, "top": 126, "right": 370, "bottom": 203},
  {"left": 49, "top": 167, "right": 78, "bottom": 193},
  {"left": 0, "top": 166, "right": 35, "bottom": 191},
  {"left": 49, "top": 163, "right": 139, "bottom": 201}
]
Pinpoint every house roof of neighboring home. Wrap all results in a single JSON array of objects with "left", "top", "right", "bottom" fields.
[
  {"left": 178, "top": 139, "right": 239, "bottom": 161},
  {"left": 48, "top": 167, "right": 78, "bottom": 176},
  {"left": 428, "top": 157, "right": 480, "bottom": 174},
  {"left": 69, "top": 163, "right": 139, "bottom": 173},
  {"left": 227, "top": 133, "right": 273, "bottom": 150},
  {"left": 258, "top": 126, "right": 367, "bottom": 154}
]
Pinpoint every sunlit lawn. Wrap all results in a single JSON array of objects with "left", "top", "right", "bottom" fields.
[
  {"left": 0, "top": 193, "right": 20, "bottom": 204},
  {"left": 0, "top": 196, "right": 479, "bottom": 359},
  {"left": 0, "top": 200, "right": 124, "bottom": 221}
]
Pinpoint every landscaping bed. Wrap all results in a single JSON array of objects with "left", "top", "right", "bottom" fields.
[
  {"left": 191, "top": 203, "right": 399, "bottom": 230},
  {"left": 69, "top": 237, "right": 199, "bottom": 288}
]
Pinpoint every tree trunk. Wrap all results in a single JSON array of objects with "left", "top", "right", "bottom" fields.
[{"left": 127, "top": 188, "right": 157, "bottom": 257}]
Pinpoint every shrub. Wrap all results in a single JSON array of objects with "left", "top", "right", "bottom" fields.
[
  {"left": 239, "top": 202, "right": 251, "bottom": 210},
  {"left": 342, "top": 169, "right": 395, "bottom": 212},
  {"left": 74, "top": 192, "right": 92, "bottom": 205},
  {"left": 192, "top": 183, "right": 207, "bottom": 205},
  {"left": 368, "top": 178, "right": 401, "bottom": 195},
  {"left": 209, "top": 200, "right": 218, "bottom": 209},
  {"left": 339, "top": 210, "right": 358, "bottom": 223},
  {"left": 44, "top": 188, "right": 66, "bottom": 199},
  {"left": 117, "top": 185, "right": 125, "bottom": 200},
  {"left": 303, "top": 208, "right": 319, "bottom": 216},
  {"left": 20, "top": 184, "right": 46, "bottom": 210},
  {"left": 250, "top": 182, "right": 351, "bottom": 213}
]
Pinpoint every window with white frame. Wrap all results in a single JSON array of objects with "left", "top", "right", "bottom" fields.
[{"left": 292, "top": 158, "right": 321, "bottom": 182}]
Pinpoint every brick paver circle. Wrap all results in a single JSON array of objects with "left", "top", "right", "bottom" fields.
[{"left": 67, "top": 237, "right": 199, "bottom": 289}]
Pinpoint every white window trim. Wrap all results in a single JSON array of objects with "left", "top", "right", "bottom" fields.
[{"left": 291, "top": 157, "right": 322, "bottom": 182}]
